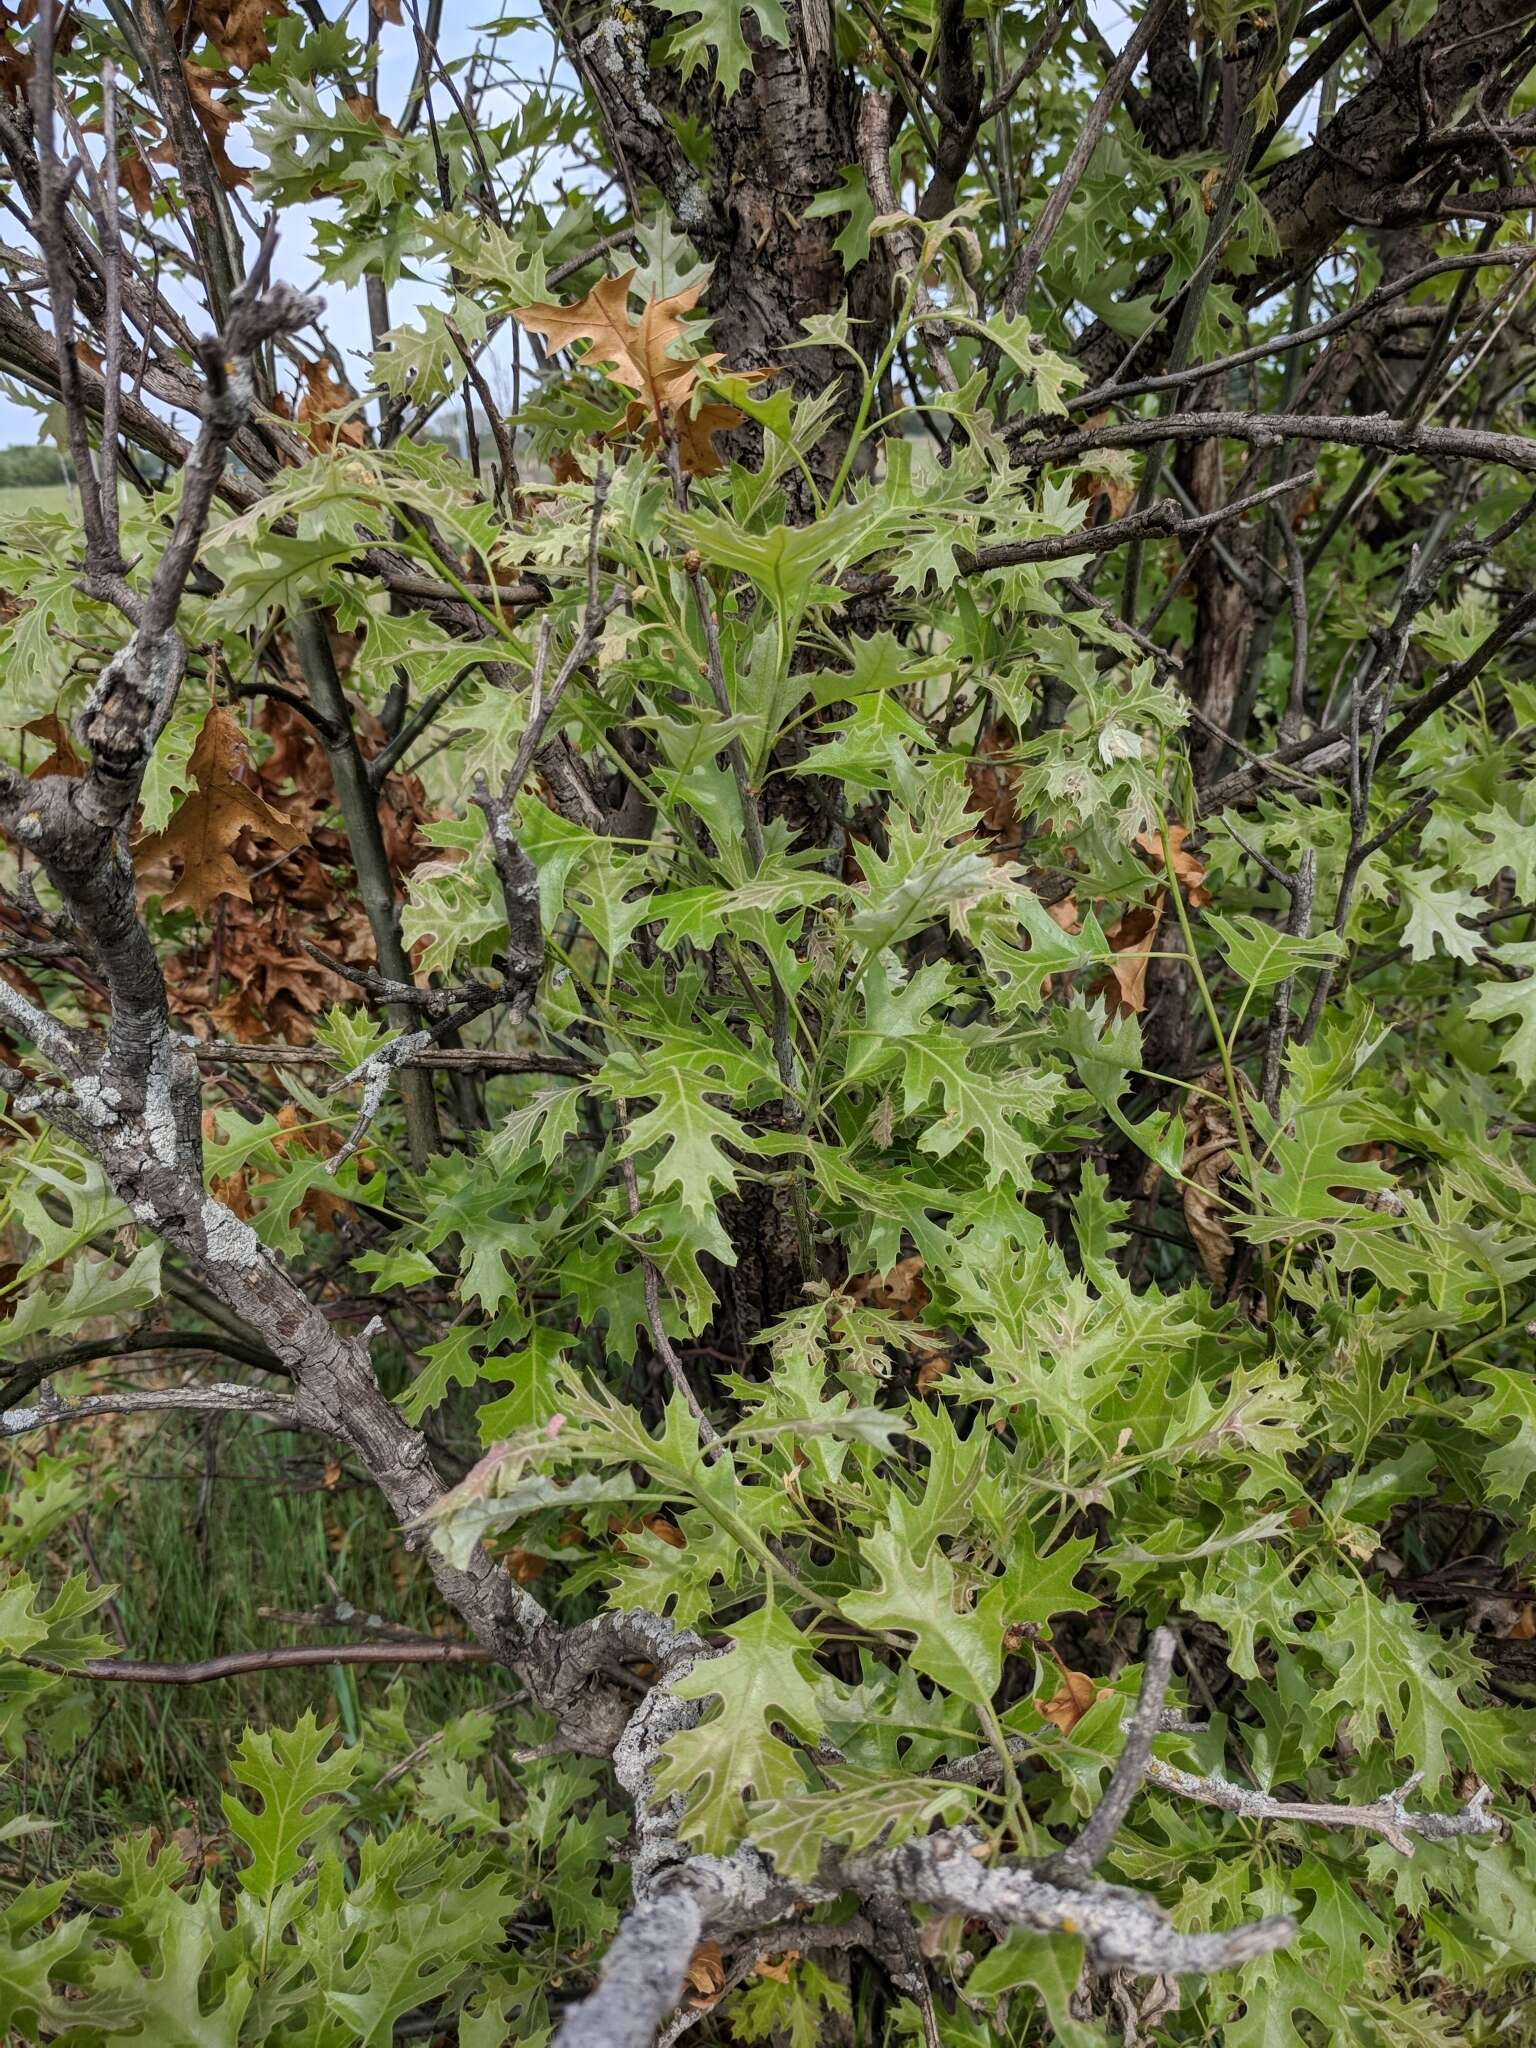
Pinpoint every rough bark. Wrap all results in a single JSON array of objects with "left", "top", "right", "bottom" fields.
[{"left": 541, "top": 0, "right": 892, "bottom": 498}]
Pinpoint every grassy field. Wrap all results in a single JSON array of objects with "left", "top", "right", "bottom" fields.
[
  {"left": 21, "top": 1411, "right": 493, "bottom": 1873},
  {"left": 0, "top": 483, "right": 72, "bottom": 518}
]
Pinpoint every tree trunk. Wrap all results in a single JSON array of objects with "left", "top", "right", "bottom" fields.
[{"left": 543, "top": 0, "right": 890, "bottom": 502}]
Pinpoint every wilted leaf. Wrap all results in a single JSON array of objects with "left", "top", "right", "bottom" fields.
[
  {"left": 1135, "top": 823, "right": 1210, "bottom": 907},
  {"left": 1089, "top": 893, "right": 1165, "bottom": 1018},
  {"left": 119, "top": 146, "right": 154, "bottom": 213},
  {"left": 167, "top": 0, "right": 287, "bottom": 71},
  {"left": 182, "top": 60, "right": 250, "bottom": 190},
  {"left": 1036, "top": 1665, "right": 1103, "bottom": 1734},
  {"left": 342, "top": 94, "right": 399, "bottom": 137},
  {"left": 669, "top": 395, "right": 745, "bottom": 478},
  {"left": 514, "top": 271, "right": 704, "bottom": 402},
  {"left": 135, "top": 704, "right": 308, "bottom": 915},
  {"left": 296, "top": 356, "right": 365, "bottom": 450},
  {"left": 848, "top": 1254, "right": 930, "bottom": 1319},
  {"left": 1181, "top": 1067, "right": 1240, "bottom": 1286},
  {"left": 24, "top": 713, "right": 82, "bottom": 779},
  {"left": 967, "top": 724, "right": 1021, "bottom": 848},
  {"left": 684, "top": 1939, "right": 725, "bottom": 2004},
  {"left": 516, "top": 271, "right": 758, "bottom": 473}
]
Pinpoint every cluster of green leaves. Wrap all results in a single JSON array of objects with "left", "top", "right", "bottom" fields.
[
  {"left": 0, "top": 1461, "right": 620, "bottom": 2048},
  {"left": 8, "top": 235, "right": 1536, "bottom": 2041},
  {"left": 0, "top": 1696, "right": 620, "bottom": 2041}
]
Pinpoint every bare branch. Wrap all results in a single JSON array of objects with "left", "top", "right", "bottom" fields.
[
  {"left": 1002, "top": 0, "right": 1176, "bottom": 315},
  {"left": 854, "top": 1833, "right": 1294, "bottom": 1973},
  {"left": 959, "top": 473, "right": 1315, "bottom": 575},
  {"left": 190, "top": 1040, "right": 593, "bottom": 1078},
  {"left": 0, "top": 1380, "right": 314, "bottom": 1441},
  {"left": 1009, "top": 408, "right": 1536, "bottom": 479},
  {"left": 1144, "top": 1762, "right": 1497, "bottom": 1855},
  {"left": 554, "top": 1893, "right": 706, "bottom": 2048},
  {"left": 35, "top": 1640, "right": 496, "bottom": 1685},
  {"left": 328, "top": 1030, "right": 435, "bottom": 1170},
  {"left": 1039, "top": 1627, "right": 1177, "bottom": 1885}
]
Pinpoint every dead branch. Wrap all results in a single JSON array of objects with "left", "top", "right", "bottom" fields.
[
  {"left": 1143, "top": 1761, "right": 1497, "bottom": 1855},
  {"left": 33, "top": 1640, "right": 494, "bottom": 1684},
  {"left": 0, "top": 1381, "right": 312, "bottom": 1439}
]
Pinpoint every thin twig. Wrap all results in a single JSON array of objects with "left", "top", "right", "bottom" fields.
[
  {"left": 1143, "top": 1762, "right": 1497, "bottom": 1854},
  {"left": 1002, "top": 0, "right": 1176, "bottom": 314},
  {"left": 28, "top": 1640, "right": 495, "bottom": 1684},
  {"left": 1039, "top": 1627, "right": 1176, "bottom": 1884}
]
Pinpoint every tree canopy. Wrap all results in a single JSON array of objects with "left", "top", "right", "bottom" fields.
[{"left": 1, "top": 0, "right": 1536, "bottom": 2043}]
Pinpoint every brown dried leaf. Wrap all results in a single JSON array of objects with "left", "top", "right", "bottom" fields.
[
  {"left": 754, "top": 1951, "right": 800, "bottom": 1983},
  {"left": 848, "top": 1253, "right": 930, "bottom": 1319},
  {"left": 181, "top": 60, "right": 250, "bottom": 190},
  {"left": 1089, "top": 893, "right": 1165, "bottom": 1019},
  {"left": 168, "top": 0, "right": 288, "bottom": 71},
  {"left": 1073, "top": 467, "right": 1135, "bottom": 522},
  {"left": 0, "top": 27, "right": 32, "bottom": 104},
  {"left": 342, "top": 94, "right": 399, "bottom": 136},
  {"left": 135, "top": 705, "right": 308, "bottom": 916},
  {"left": 296, "top": 356, "right": 365, "bottom": 451},
  {"left": 371, "top": 0, "right": 404, "bottom": 20},
  {"left": 669, "top": 397, "right": 745, "bottom": 479},
  {"left": 515, "top": 270, "right": 756, "bottom": 471},
  {"left": 1134, "top": 822, "right": 1210, "bottom": 906},
  {"left": 24, "top": 713, "right": 82, "bottom": 779},
  {"left": 209, "top": 1167, "right": 255, "bottom": 1218},
  {"left": 512, "top": 271, "right": 682, "bottom": 393},
  {"left": 967, "top": 723, "right": 1020, "bottom": 844},
  {"left": 684, "top": 1940, "right": 725, "bottom": 2004},
  {"left": 119, "top": 146, "right": 153, "bottom": 215},
  {"left": 1036, "top": 1665, "right": 1104, "bottom": 1734},
  {"left": 1180, "top": 1068, "right": 1238, "bottom": 1287}
]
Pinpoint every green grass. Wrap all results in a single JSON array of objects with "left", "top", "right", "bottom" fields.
[
  {"left": 19, "top": 1411, "right": 494, "bottom": 1872},
  {"left": 0, "top": 483, "right": 72, "bottom": 517}
]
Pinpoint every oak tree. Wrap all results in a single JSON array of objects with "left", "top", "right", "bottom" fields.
[{"left": 1, "top": 0, "right": 1535, "bottom": 2042}]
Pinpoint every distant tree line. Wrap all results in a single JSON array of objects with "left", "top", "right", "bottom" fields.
[{"left": 0, "top": 444, "right": 71, "bottom": 488}]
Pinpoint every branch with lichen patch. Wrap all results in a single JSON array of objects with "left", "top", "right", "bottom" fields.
[
  {"left": 1142, "top": 1761, "right": 1497, "bottom": 1855},
  {"left": 0, "top": 1380, "right": 314, "bottom": 1441},
  {"left": 549, "top": 1628, "right": 1293, "bottom": 2048}
]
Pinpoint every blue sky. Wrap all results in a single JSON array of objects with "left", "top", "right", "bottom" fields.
[
  {"left": 0, "top": 10, "right": 566, "bottom": 446},
  {"left": 0, "top": 0, "right": 1165, "bottom": 451}
]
